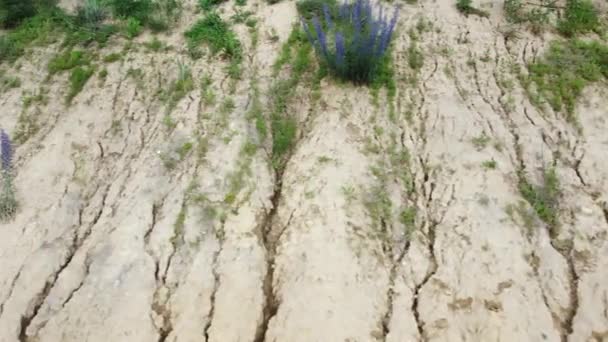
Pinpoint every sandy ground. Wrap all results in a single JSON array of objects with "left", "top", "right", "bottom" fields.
[{"left": 1, "top": 0, "right": 607, "bottom": 341}]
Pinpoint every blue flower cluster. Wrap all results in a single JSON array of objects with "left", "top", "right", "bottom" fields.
[
  {"left": 0, "top": 129, "right": 17, "bottom": 221},
  {"left": 302, "top": 0, "right": 398, "bottom": 83},
  {"left": 1, "top": 130, "right": 12, "bottom": 173}
]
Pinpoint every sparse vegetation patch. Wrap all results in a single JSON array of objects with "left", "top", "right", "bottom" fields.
[
  {"left": 185, "top": 12, "right": 242, "bottom": 60},
  {"left": 523, "top": 39, "right": 608, "bottom": 123},
  {"left": 518, "top": 167, "right": 560, "bottom": 232}
]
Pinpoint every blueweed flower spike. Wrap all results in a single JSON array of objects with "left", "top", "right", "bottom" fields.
[
  {"left": 312, "top": 17, "right": 329, "bottom": 58},
  {"left": 301, "top": 0, "right": 400, "bottom": 83},
  {"left": 323, "top": 4, "right": 333, "bottom": 30},
  {"left": 0, "top": 128, "right": 17, "bottom": 221},
  {"left": 1, "top": 129, "right": 12, "bottom": 173},
  {"left": 335, "top": 32, "right": 346, "bottom": 68}
]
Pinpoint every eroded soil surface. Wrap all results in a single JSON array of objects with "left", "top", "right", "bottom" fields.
[{"left": 1, "top": 0, "right": 608, "bottom": 341}]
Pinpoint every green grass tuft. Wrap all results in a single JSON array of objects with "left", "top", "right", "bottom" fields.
[
  {"left": 524, "top": 39, "right": 608, "bottom": 123},
  {"left": 557, "top": 0, "right": 600, "bottom": 37},
  {"left": 456, "top": 0, "right": 489, "bottom": 18},
  {"left": 48, "top": 49, "right": 90, "bottom": 74},
  {"left": 67, "top": 66, "right": 94, "bottom": 103},
  {"left": 518, "top": 167, "right": 560, "bottom": 232},
  {"left": 185, "top": 12, "right": 242, "bottom": 60}
]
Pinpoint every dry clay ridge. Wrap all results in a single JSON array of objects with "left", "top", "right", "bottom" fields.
[{"left": 1, "top": 0, "right": 608, "bottom": 341}]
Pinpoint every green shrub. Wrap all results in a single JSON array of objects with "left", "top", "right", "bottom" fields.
[
  {"left": 525, "top": 39, "right": 608, "bottom": 122},
  {"left": 557, "top": 0, "right": 600, "bottom": 36},
  {"left": 296, "top": 0, "right": 337, "bottom": 20},
  {"left": 407, "top": 42, "right": 423, "bottom": 70},
  {"left": 125, "top": 17, "right": 142, "bottom": 38},
  {"left": 198, "top": 0, "right": 227, "bottom": 11},
  {"left": 67, "top": 66, "right": 94, "bottom": 103},
  {"left": 104, "top": 0, "right": 152, "bottom": 22},
  {"left": 185, "top": 12, "right": 242, "bottom": 59},
  {"left": 103, "top": 52, "right": 122, "bottom": 63},
  {"left": 76, "top": 0, "right": 106, "bottom": 28},
  {"left": 0, "top": 0, "right": 36, "bottom": 28},
  {"left": 147, "top": 0, "right": 180, "bottom": 32},
  {"left": 161, "top": 62, "right": 195, "bottom": 112},
  {"left": 504, "top": 0, "right": 553, "bottom": 34},
  {"left": 48, "top": 50, "right": 90, "bottom": 74},
  {"left": 0, "top": 8, "right": 62, "bottom": 62},
  {"left": 518, "top": 167, "right": 560, "bottom": 230},
  {"left": 456, "top": 0, "right": 488, "bottom": 17}
]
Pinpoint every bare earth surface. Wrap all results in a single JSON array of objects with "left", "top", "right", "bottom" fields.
[{"left": 1, "top": 0, "right": 607, "bottom": 341}]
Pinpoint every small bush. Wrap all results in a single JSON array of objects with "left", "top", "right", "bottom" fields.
[
  {"left": 0, "top": 9, "right": 63, "bottom": 63},
  {"left": 0, "top": 129, "right": 17, "bottom": 221},
  {"left": 103, "top": 52, "right": 122, "bottom": 63},
  {"left": 301, "top": 0, "right": 398, "bottom": 83},
  {"left": 67, "top": 66, "right": 94, "bottom": 103},
  {"left": 125, "top": 17, "right": 142, "bottom": 38},
  {"left": 104, "top": 0, "right": 152, "bottom": 22},
  {"left": 524, "top": 39, "right": 608, "bottom": 122},
  {"left": 456, "top": 0, "right": 489, "bottom": 18},
  {"left": 147, "top": 0, "right": 180, "bottom": 31},
  {"left": 198, "top": 0, "right": 227, "bottom": 11},
  {"left": 185, "top": 12, "right": 242, "bottom": 59},
  {"left": 0, "top": 0, "right": 36, "bottom": 28},
  {"left": 504, "top": 0, "right": 553, "bottom": 33},
  {"left": 519, "top": 167, "right": 560, "bottom": 230},
  {"left": 161, "top": 62, "right": 195, "bottom": 111},
  {"left": 48, "top": 50, "right": 91, "bottom": 74},
  {"left": 296, "top": 0, "right": 338, "bottom": 20},
  {"left": 76, "top": 0, "right": 106, "bottom": 28},
  {"left": 557, "top": 0, "right": 599, "bottom": 37}
]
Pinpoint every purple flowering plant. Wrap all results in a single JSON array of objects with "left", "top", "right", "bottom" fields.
[
  {"left": 301, "top": 0, "right": 398, "bottom": 83},
  {"left": 0, "top": 129, "right": 17, "bottom": 221}
]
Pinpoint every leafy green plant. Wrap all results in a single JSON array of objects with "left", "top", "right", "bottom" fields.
[
  {"left": 75, "top": 0, "right": 106, "bottom": 28},
  {"left": 524, "top": 39, "right": 608, "bottom": 123},
  {"left": 67, "top": 66, "right": 94, "bottom": 103},
  {"left": 144, "top": 37, "right": 166, "bottom": 51},
  {"left": 0, "top": 0, "right": 36, "bottom": 28},
  {"left": 296, "top": 0, "right": 338, "bottom": 20},
  {"left": 557, "top": 0, "right": 600, "bottom": 37},
  {"left": 456, "top": 0, "right": 489, "bottom": 17},
  {"left": 482, "top": 159, "right": 497, "bottom": 169},
  {"left": 504, "top": 0, "right": 553, "bottom": 33},
  {"left": 400, "top": 206, "right": 417, "bottom": 239},
  {"left": 185, "top": 12, "right": 242, "bottom": 59},
  {"left": 103, "top": 52, "right": 122, "bottom": 63},
  {"left": 407, "top": 42, "right": 423, "bottom": 70},
  {"left": 198, "top": 0, "right": 227, "bottom": 11},
  {"left": 147, "top": 0, "right": 180, "bottom": 32},
  {"left": 104, "top": 0, "right": 152, "bottom": 22},
  {"left": 518, "top": 167, "right": 560, "bottom": 231},
  {"left": 161, "top": 61, "right": 195, "bottom": 112},
  {"left": 0, "top": 10, "right": 63, "bottom": 63},
  {"left": 48, "top": 50, "right": 90, "bottom": 74},
  {"left": 125, "top": 16, "right": 142, "bottom": 38}
]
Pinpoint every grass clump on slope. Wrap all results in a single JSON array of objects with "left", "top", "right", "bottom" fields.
[
  {"left": 185, "top": 12, "right": 242, "bottom": 60},
  {"left": 523, "top": 39, "right": 608, "bottom": 123}
]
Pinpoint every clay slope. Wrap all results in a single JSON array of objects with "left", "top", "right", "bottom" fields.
[{"left": 1, "top": 0, "right": 607, "bottom": 341}]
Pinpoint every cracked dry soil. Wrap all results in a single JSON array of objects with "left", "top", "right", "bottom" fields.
[{"left": 1, "top": 0, "right": 608, "bottom": 341}]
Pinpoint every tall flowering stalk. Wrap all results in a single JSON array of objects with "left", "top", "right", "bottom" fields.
[
  {"left": 302, "top": 0, "right": 398, "bottom": 83},
  {"left": 0, "top": 129, "right": 17, "bottom": 221}
]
